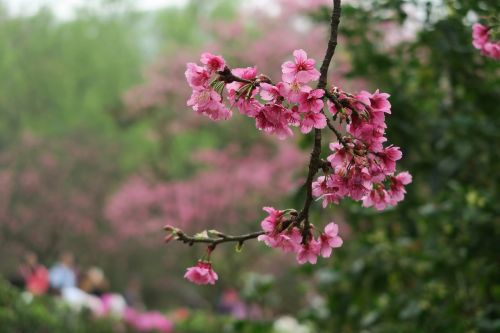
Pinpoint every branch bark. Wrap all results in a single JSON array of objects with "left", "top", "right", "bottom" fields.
[
  {"left": 317, "top": 0, "right": 342, "bottom": 90},
  {"left": 324, "top": 111, "right": 347, "bottom": 146},
  {"left": 298, "top": 0, "right": 342, "bottom": 241},
  {"left": 173, "top": 230, "right": 265, "bottom": 248}
]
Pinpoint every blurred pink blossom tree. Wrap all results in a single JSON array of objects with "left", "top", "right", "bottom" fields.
[
  {"left": 106, "top": 144, "right": 305, "bottom": 240},
  {"left": 0, "top": 132, "right": 121, "bottom": 262}
]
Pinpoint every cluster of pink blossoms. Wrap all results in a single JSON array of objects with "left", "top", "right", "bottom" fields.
[
  {"left": 186, "top": 49, "right": 327, "bottom": 138},
  {"left": 258, "top": 207, "right": 343, "bottom": 264},
  {"left": 472, "top": 23, "right": 500, "bottom": 60},
  {"left": 186, "top": 53, "right": 231, "bottom": 120},
  {"left": 313, "top": 89, "right": 412, "bottom": 211},
  {"left": 181, "top": 48, "right": 412, "bottom": 285}
]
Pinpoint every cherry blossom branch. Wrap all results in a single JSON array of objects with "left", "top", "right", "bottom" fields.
[
  {"left": 176, "top": 0, "right": 412, "bottom": 285},
  {"left": 164, "top": 214, "right": 300, "bottom": 249},
  {"left": 168, "top": 228, "right": 265, "bottom": 248},
  {"left": 169, "top": 0, "right": 344, "bottom": 249}
]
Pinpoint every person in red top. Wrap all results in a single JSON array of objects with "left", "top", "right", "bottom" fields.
[{"left": 19, "top": 252, "right": 49, "bottom": 295}]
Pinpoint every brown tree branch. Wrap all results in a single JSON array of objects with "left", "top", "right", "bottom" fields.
[
  {"left": 317, "top": 0, "right": 342, "bottom": 90},
  {"left": 323, "top": 111, "right": 347, "bottom": 146},
  {"left": 297, "top": 128, "right": 322, "bottom": 241},
  {"left": 173, "top": 229, "right": 265, "bottom": 248},
  {"left": 217, "top": 66, "right": 253, "bottom": 84},
  {"left": 297, "top": 0, "right": 342, "bottom": 241}
]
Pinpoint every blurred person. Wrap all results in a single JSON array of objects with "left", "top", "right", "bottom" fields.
[
  {"left": 7, "top": 274, "right": 25, "bottom": 290},
  {"left": 49, "top": 252, "right": 76, "bottom": 291},
  {"left": 79, "top": 266, "right": 109, "bottom": 296},
  {"left": 98, "top": 292, "right": 127, "bottom": 318},
  {"left": 124, "top": 277, "right": 145, "bottom": 309},
  {"left": 18, "top": 251, "right": 49, "bottom": 295},
  {"left": 80, "top": 267, "right": 127, "bottom": 317},
  {"left": 63, "top": 266, "right": 126, "bottom": 317},
  {"left": 61, "top": 286, "right": 102, "bottom": 314},
  {"left": 218, "top": 288, "right": 246, "bottom": 319},
  {"left": 273, "top": 316, "right": 311, "bottom": 333},
  {"left": 170, "top": 308, "right": 190, "bottom": 322}
]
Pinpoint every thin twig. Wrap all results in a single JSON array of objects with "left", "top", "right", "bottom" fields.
[
  {"left": 217, "top": 67, "right": 253, "bottom": 84},
  {"left": 323, "top": 112, "right": 347, "bottom": 146},
  {"left": 175, "top": 230, "right": 265, "bottom": 248}
]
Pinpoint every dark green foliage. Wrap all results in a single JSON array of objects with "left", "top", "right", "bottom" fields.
[{"left": 302, "top": 1, "right": 500, "bottom": 332}]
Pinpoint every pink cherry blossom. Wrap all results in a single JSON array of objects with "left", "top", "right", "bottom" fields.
[
  {"left": 184, "top": 261, "right": 218, "bottom": 285},
  {"left": 326, "top": 99, "right": 339, "bottom": 115},
  {"left": 258, "top": 206, "right": 305, "bottom": 253},
  {"left": 200, "top": 52, "right": 226, "bottom": 73},
  {"left": 471, "top": 23, "right": 500, "bottom": 60},
  {"left": 255, "top": 104, "right": 295, "bottom": 139},
  {"left": 280, "top": 78, "right": 309, "bottom": 103},
  {"left": 300, "top": 111, "right": 327, "bottom": 133},
  {"left": 312, "top": 174, "right": 348, "bottom": 207},
  {"left": 257, "top": 233, "right": 280, "bottom": 249},
  {"left": 347, "top": 167, "right": 373, "bottom": 201},
  {"left": 232, "top": 66, "right": 258, "bottom": 79},
  {"left": 472, "top": 23, "right": 490, "bottom": 49},
  {"left": 225, "top": 67, "right": 262, "bottom": 117},
  {"left": 319, "top": 222, "right": 343, "bottom": 258},
  {"left": 388, "top": 171, "right": 412, "bottom": 204},
  {"left": 376, "top": 145, "right": 402, "bottom": 175},
  {"left": 312, "top": 176, "right": 334, "bottom": 207},
  {"left": 226, "top": 66, "right": 258, "bottom": 93},
  {"left": 298, "top": 88, "right": 325, "bottom": 113},
  {"left": 357, "top": 89, "right": 391, "bottom": 114},
  {"left": 344, "top": 90, "right": 392, "bottom": 154},
  {"left": 187, "top": 88, "right": 232, "bottom": 121},
  {"left": 229, "top": 89, "right": 262, "bottom": 117},
  {"left": 260, "top": 206, "right": 285, "bottom": 233},
  {"left": 259, "top": 82, "right": 282, "bottom": 102},
  {"left": 279, "top": 228, "right": 303, "bottom": 252},
  {"left": 281, "top": 49, "right": 320, "bottom": 83},
  {"left": 258, "top": 227, "right": 302, "bottom": 253},
  {"left": 482, "top": 41, "right": 500, "bottom": 59},
  {"left": 287, "top": 106, "right": 302, "bottom": 127},
  {"left": 362, "top": 185, "right": 390, "bottom": 211},
  {"left": 348, "top": 122, "right": 387, "bottom": 153},
  {"left": 296, "top": 239, "right": 321, "bottom": 264},
  {"left": 327, "top": 142, "right": 354, "bottom": 167},
  {"left": 185, "top": 63, "right": 210, "bottom": 88}
]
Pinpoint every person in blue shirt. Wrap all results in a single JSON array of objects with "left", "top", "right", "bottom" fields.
[{"left": 49, "top": 252, "right": 76, "bottom": 291}]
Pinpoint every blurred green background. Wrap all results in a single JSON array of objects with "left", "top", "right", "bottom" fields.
[{"left": 0, "top": 0, "right": 499, "bottom": 332}]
